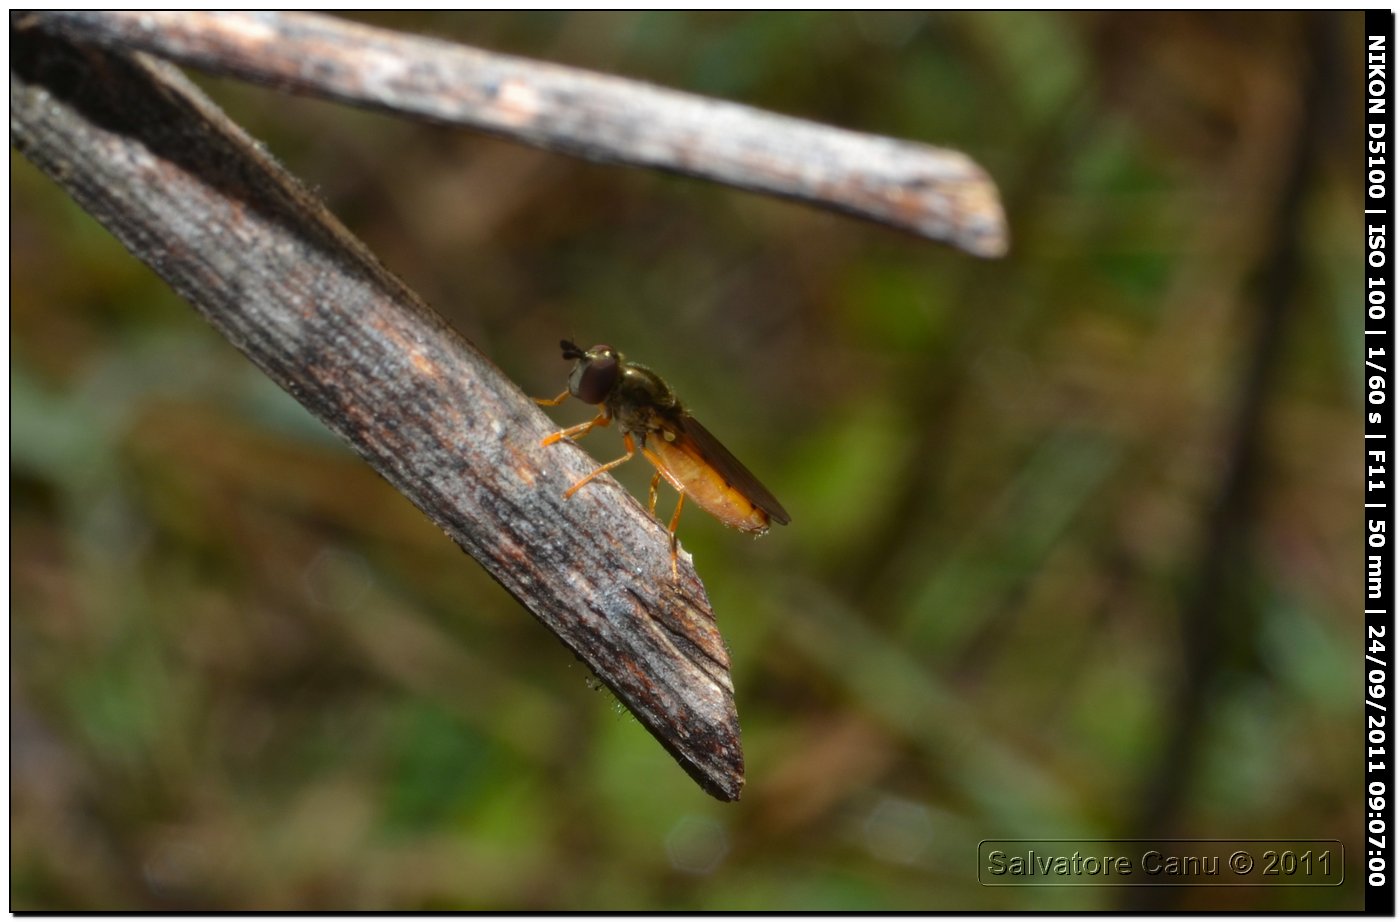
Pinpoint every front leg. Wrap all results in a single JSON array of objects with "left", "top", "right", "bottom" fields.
[
  {"left": 541, "top": 411, "right": 611, "bottom": 447},
  {"left": 534, "top": 389, "right": 572, "bottom": 407}
]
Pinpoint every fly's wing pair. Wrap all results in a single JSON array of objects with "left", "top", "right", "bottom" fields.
[{"left": 666, "top": 411, "right": 791, "bottom": 528}]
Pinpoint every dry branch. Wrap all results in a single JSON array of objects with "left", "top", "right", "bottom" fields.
[
  {"left": 12, "top": 22, "right": 744, "bottom": 800},
  {"left": 26, "top": 10, "right": 1008, "bottom": 257}
]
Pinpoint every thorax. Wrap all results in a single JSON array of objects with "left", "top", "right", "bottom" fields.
[{"left": 606, "top": 364, "right": 680, "bottom": 436}]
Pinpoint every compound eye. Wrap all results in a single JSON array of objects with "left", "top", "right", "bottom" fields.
[{"left": 571, "top": 352, "right": 619, "bottom": 404}]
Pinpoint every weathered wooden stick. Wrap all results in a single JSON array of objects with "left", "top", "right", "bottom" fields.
[
  {"left": 11, "top": 24, "right": 745, "bottom": 801},
  {"left": 25, "top": 10, "right": 1009, "bottom": 258}
]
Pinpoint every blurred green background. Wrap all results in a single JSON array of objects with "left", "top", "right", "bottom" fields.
[{"left": 11, "top": 11, "right": 1365, "bottom": 910}]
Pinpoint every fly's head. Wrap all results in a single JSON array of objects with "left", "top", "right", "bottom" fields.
[{"left": 561, "top": 340, "right": 622, "bottom": 406}]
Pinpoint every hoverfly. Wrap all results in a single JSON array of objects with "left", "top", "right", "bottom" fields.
[{"left": 537, "top": 340, "right": 790, "bottom": 577}]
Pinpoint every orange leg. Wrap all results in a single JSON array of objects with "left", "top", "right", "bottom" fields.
[
  {"left": 642, "top": 446, "right": 690, "bottom": 579},
  {"left": 641, "top": 446, "right": 687, "bottom": 494},
  {"left": 666, "top": 493, "right": 686, "bottom": 579},
  {"left": 534, "top": 390, "right": 572, "bottom": 407},
  {"left": 541, "top": 411, "right": 610, "bottom": 447},
  {"left": 564, "top": 432, "right": 637, "bottom": 498},
  {"left": 648, "top": 470, "right": 662, "bottom": 516}
]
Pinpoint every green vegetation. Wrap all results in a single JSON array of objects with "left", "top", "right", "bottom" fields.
[{"left": 11, "top": 12, "right": 1363, "bottom": 910}]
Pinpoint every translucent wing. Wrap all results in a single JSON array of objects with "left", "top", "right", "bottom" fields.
[{"left": 671, "top": 413, "right": 791, "bottom": 527}]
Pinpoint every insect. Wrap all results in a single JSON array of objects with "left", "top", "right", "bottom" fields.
[{"left": 536, "top": 340, "right": 790, "bottom": 576}]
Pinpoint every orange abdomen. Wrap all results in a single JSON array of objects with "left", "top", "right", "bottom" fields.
[{"left": 648, "top": 435, "right": 772, "bottom": 533}]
